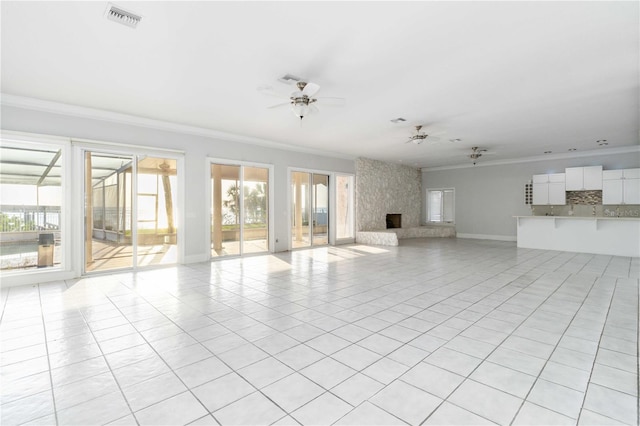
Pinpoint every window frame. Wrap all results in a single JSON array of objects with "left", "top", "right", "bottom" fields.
[{"left": 426, "top": 188, "right": 455, "bottom": 224}]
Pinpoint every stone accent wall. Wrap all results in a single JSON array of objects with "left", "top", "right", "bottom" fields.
[{"left": 355, "top": 158, "right": 421, "bottom": 231}]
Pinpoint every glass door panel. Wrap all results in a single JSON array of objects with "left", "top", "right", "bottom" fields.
[
  {"left": 211, "top": 164, "right": 241, "bottom": 257},
  {"left": 312, "top": 174, "right": 329, "bottom": 246},
  {"left": 243, "top": 167, "right": 269, "bottom": 254},
  {"left": 137, "top": 157, "right": 178, "bottom": 267},
  {"left": 85, "top": 151, "right": 134, "bottom": 272},
  {"left": 291, "top": 171, "right": 311, "bottom": 249},
  {"left": 0, "top": 143, "right": 64, "bottom": 272},
  {"left": 335, "top": 175, "right": 354, "bottom": 240}
]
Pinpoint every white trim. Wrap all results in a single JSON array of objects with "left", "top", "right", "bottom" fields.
[
  {"left": 425, "top": 188, "right": 455, "bottom": 225},
  {"left": 73, "top": 142, "right": 185, "bottom": 274},
  {"left": 1, "top": 93, "right": 355, "bottom": 161},
  {"left": 287, "top": 167, "right": 333, "bottom": 250},
  {"left": 456, "top": 233, "right": 517, "bottom": 242},
  {"left": 0, "top": 136, "right": 75, "bottom": 283},
  {"left": 1, "top": 129, "right": 69, "bottom": 144},
  {"left": 422, "top": 146, "right": 640, "bottom": 172},
  {"left": 72, "top": 137, "right": 184, "bottom": 154},
  {"left": 333, "top": 173, "right": 356, "bottom": 244},
  {"left": 184, "top": 254, "right": 209, "bottom": 264},
  {"left": 0, "top": 270, "right": 76, "bottom": 288}
]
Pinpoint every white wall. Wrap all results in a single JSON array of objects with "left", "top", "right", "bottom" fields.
[
  {"left": 422, "top": 150, "right": 640, "bottom": 240},
  {"left": 1, "top": 105, "right": 355, "bottom": 267}
]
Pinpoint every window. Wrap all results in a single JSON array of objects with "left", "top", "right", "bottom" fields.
[
  {"left": 427, "top": 189, "right": 454, "bottom": 223},
  {"left": 0, "top": 139, "right": 66, "bottom": 272}
]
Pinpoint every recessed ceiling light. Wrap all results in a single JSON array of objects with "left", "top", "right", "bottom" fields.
[
  {"left": 450, "top": 138, "right": 462, "bottom": 143},
  {"left": 390, "top": 118, "right": 407, "bottom": 123},
  {"left": 568, "top": 148, "right": 577, "bottom": 151},
  {"left": 544, "top": 151, "right": 552, "bottom": 154}
]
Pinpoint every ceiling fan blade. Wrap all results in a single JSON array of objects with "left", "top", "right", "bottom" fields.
[
  {"left": 267, "top": 102, "right": 290, "bottom": 109},
  {"left": 308, "top": 104, "right": 320, "bottom": 114},
  {"left": 317, "top": 97, "right": 345, "bottom": 106},
  {"left": 257, "top": 85, "right": 289, "bottom": 99},
  {"left": 426, "top": 136, "right": 441, "bottom": 142},
  {"left": 302, "top": 82, "right": 320, "bottom": 96}
]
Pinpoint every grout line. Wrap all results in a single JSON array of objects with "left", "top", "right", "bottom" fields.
[
  {"left": 516, "top": 273, "right": 611, "bottom": 425},
  {"left": 3, "top": 241, "right": 637, "bottom": 426},
  {"left": 36, "top": 283, "right": 60, "bottom": 426}
]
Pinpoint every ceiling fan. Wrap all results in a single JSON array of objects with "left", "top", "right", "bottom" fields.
[
  {"left": 405, "top": 125, "right": 441, "bottom": 145},
  {"left": 258, "top": 81, "right": 345, "bottom": 121},
  {"left": 468, "top": 146, "right": 493, "bottom": 165}
]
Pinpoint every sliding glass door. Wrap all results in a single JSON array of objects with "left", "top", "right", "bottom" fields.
[
  {"left": 210, "top": 162, "right": 270, "bottom": 258},
  {"left": 291, "top": 171, "right": 329, "bottom": 249},
  {"left": 84, "top": 151, "right": 179, "bottom": 273}
]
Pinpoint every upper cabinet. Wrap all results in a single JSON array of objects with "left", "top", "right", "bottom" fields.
[
  {"left": 532, "top": 173, "right": 566, "bottom": 205},
  {"left": 565, "top": 166, "right": 603, "bottom": 191},
  {"left": 603, "top": 168, "right": 640, "bottom": 205}
]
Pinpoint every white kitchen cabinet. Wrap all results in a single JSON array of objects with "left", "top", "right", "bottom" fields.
[
  {"left": 565, "top": 166, "right": 603, "bottom": 190},
  {"left": 602, "top": 168, "right": 640, "bottom": 205},
  {"left": 548, "top": 182, "right": 566, "bottom": 205},
  {"left": 602, "top": 179, "right": 623, "bottom": 205},
  {"left": 532, "top": 173, "right": 566, "bottom": 205},
  {"left": 532, "top": 183, "right": 548, "bottom": 205},
  {"left": 624, "top": 168, "right": 640, "bottom": 179},
  {"left": 603, "top": 170, "right": 623, "bottom": 180},
  {"left": 623, "top": 177, "right": 640, "bottom": 204}
]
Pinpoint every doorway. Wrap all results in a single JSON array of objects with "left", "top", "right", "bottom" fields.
[
  {"left": 83, "top": 150, "right": 179, "bottom": 273},
  {"left": 291, "top": 171, "right": 329, "bottom": 249},
  {"left": 210, "top": 162, "right": 271, "bottom": 258}
]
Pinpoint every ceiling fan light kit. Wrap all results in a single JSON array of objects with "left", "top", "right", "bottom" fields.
[
  {"left": 406, "top": 125, "right": 440, "bottom": 144},
  {"left": 469, "top": 146, "right": 488, "bottom": 165},
  {"left": 290, "top": 82, "right": 317, "bottom": 120},
  {"left": 261, "top": 79, "right": 344, "bottom": 121}
]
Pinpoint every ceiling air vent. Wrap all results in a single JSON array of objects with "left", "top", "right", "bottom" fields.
[
  {"left": 278, "top": 74, "right": 302, "bottom": 84},
  {"left": 105, "top": 4, "right": 142, "bottom": 28}
]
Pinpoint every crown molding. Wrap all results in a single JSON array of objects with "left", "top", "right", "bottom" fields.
[
  {"left": 0, "top": 93, "right": 356, "bottom": 161},
  {"left": 421, "top": 145, "right": 640, "bottom": 172}
]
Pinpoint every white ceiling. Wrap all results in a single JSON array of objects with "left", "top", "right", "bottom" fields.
[{"left": 2, "top": 1, "right": 638, "bottom": 167}]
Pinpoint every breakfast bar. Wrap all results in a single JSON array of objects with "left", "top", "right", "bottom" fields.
[{"left": 515, "top": 216, "right": 640, "bottom": 257}]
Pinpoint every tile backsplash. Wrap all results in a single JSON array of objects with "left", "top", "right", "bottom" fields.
[{"left": 565, "top": 190, "right": 602, "bottom": 205}]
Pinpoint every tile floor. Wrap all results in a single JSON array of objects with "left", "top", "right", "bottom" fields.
[{"left": 1, "top": 238, "right": 638, "bottom": 425}]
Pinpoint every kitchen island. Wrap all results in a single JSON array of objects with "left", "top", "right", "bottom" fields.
[{"left": 515, "top": 216, "right": 640, "bottom": 257}]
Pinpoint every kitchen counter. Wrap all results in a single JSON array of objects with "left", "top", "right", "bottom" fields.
[{"left": 514, "top": 216, "right": 640, "bottom": 257}]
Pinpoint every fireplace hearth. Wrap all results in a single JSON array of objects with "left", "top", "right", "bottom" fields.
[{"left": 386, "top": 214, "right": 402, "bottom": 229}]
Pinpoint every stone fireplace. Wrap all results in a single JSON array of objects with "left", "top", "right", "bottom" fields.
[
  {"left": 386, "top": 214, "right": 402, "bottom": 229},
  {"left": 355, "top": 158, "right": 421, "bottom": 231}
]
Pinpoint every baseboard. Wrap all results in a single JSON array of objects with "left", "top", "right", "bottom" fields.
[
  {"left": 183, "top": 253, "right": 210, "bottom": 264},
  {"left": 456, "top": 233, "right": 517, "bottom": 242},
  {"left": 0, "top": 269, "right": 76, "bottom": 288}
]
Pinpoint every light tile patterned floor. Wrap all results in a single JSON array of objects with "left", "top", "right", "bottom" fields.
[{"left": 1, "top": 238, "right": 638, "bottom": 425}]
